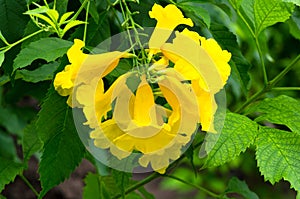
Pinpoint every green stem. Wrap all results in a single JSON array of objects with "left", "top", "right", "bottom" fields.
[
  {"left": 19, "top": 174, "right": 39, "bottom": 197},
  {"left": 255, "top": 37, "right": 268, "bottom": 85},
  {"left": 71, "top": 0, "right": 89, "bottom": 21},
  {"left": 164, "top": 174, "right": 222, "bottom": 198},
  {"left": 112, "top": 172, "right": 160, "bottom": 199},
  {"left": 272, "top": 87, "right": 300, "bottom": 91},
  {"left": 269, "top": 54, "right": 300, "bottom": 86},
  {"left": 235, "top": 54, "right": 300, "bottom": 113},
  {"left": 83, "top": 0, "right": 90, "bottom": 43}
]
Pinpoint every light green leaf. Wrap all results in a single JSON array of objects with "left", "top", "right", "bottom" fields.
[
  {"left": 248, "top": 95, "right": 300, "bottom": 134},
  {"left": 0, "top": 157, "right": 23, "bottom": 192},
  {"left": 0, "top": 52, "right": 4, "bottom": 67},
  {"left": 22, "top": 121, "right": 42, "bottom": 163},
  {"left": 37, "top": 91, "right": 85, "bottom": 198},
  {"left": 17, "top": 61, "right": 59, "bottom": 83},
  {"left": 282, "top": 0, "right": 300, "bottom": 6},
  {"left": 59, "top": 11, "right": 74, "bottom": 25},
  {"left": 83, "top": 173, "right": 112, "bottom": 199},
  {"left": 228, "top": 0, "right": 243, "bottom": 9},
  {"left": 46, "top": 9, "right": 59, "bottom": 22},
  {"left": 178, "top": 2, "right": 211, "bottom": 27},
  {"left": 254, "top": 0, "right": 294, "bottom": 35},
  {"left": 13, "top": 38, "right": 72, "bottom": 71},
  {"left": 203, "top": 113, "right": 258, "bottom": 167},
  {"left": 23, "top": 6, "right": 49, "bottom": 15},
  {"left": 62, "top": 20, "right": 85, "bottom": 36},
  {"left": 225, "top": 177, "right": 259, "bottom": 199},
  {"left": 255, "top": 126, "right": 300, "bottom": 191}
]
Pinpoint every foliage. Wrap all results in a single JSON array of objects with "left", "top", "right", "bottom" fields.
[{"left": 0, "top": 0, "right": 300, "bottom": 198}]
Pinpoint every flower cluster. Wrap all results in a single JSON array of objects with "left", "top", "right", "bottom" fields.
[{"left": 53, "top": 3, "right": 231, "bottom": 173}]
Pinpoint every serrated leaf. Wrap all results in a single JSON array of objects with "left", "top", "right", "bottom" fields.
[
  {"left": 0, "top": 157, "right": 23, "bottom": 192},
  {"left": 225, "top": 177, "right": 259, "bottom": 199},
  {"left": 209, "top": 24, "right": 252, "bottom": 94},
  {"left": 37, "top": 91, "right": 85, "bottom": 198},
  {"left": 17, "top": 61, "right": 59, "bottom": 83},
  {"left": 13, "top": 38, "right": 72, "bottom": 71},
  {"left": 178, "top": 2, "right": 211, "bottom": 27},
  {"left": 255, "top": 126, "right": 300, "bottom": 191},
  {"left": 254, "top": 0, "right": 294, "bottom": 35},
  {"left": 203, "top": 113, "right": 258, "bottom": 167},
  {"left": 22, "top": 121, "right": 42, "bottom": 163},
  {"left": 248, "top": 95, "right": 300, "bottom": 134},
  {"left": 282, "top": 0, "right": 300, "bottom": 6},
  {"left": 83, "top": 173, "right": 112, "bottom": 199}
]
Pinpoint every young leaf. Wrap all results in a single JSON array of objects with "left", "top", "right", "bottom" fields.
[
  {"left": 225, "top": 177, "right": 259, "bottom": 199},
  {"left": 59, "top": 12, "right": 74, "bottom": 25},
  {"left": 0, "top": 157, "right": 23, "bottom": 192},
  {"left": 17, "top": 61, "right": 59, "bottom": 83},
  {"left": 13, "top": 38, "right": 72, "bottom": 71},
  {"left": 248, "top": 95, "right": 300, "bottom": 135},
  {"left": 255, "top": 126, "right": 300, "bottom": 191},
  {"left": 203, "top": 113, "right": 258, "bottom": 168},
  {"left": 22, "top": 121, "right": 43, "bottom": 163},
  {"left": 0, "top": 52, "right": 4, "bottom": 67},
  {"left": 37, "top": 91, "right": 85, "bottom": 198},
  {"left": 23, "top": 6, "right": 49, "bottom": 15},
  {"left": 62, "top": 20, "right": 86, "bottom": 36}
]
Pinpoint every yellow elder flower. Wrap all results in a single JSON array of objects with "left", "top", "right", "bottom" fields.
[
  {"left": 53, "top": 39, "right": 129, "bottom": 107},
  {"left": 148, "top": 4, "right": 193, "bottom": 54},
  {"left": 161, "top": 28, "right": 231, "bottom": 132}
]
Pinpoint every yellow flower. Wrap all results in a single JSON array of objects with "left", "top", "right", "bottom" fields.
[
  {"left": 53, "top": 39, "right": 130, "bottom": 107},
  {"left": 148, "top": 4, "right": 193, "bottom": 54},
  {"left": 161, "top": 28, "right": 231, "bottom": 132}
]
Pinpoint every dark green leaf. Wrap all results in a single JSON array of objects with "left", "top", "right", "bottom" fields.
[
  {"left": 56, "top": 0, "right": 69, "bottom": 15},
  {"left": 203, "top": 113, "right": 258, "bottom": 167},
  {"left": 178, "top": 2, "right": 211, "bottom": 27},
  {"left": 37, "top": 91, "right": 85, "bottom": 198},
  {"left": 210, "top": 24, "right": 252, "bottom": 94},
  {"left": 22, "top": 121, "right": 42, "bottom": 163},
  {"left": 255, "top": 126, "right": 300, "bottom": 191},
  {"left": 225, "top": 177, "right": 259, "bottom": 199},
  {"left": 0, "top": 157, "right": 23, "bottom": 192},
  {"left": 248, "top": 95, "right": 300, "bottom": 134},
  {"left": 16, "top": 61, "right": 59, "bottom": 83},
  {"left": 13, "top": 38, "right": 72, "bottom": 71},
  {"left": 0, "top": 108, "right": 24, "bottom": 136},
  {"left": 111, "top": 170, "right": 131, "bottom": 198},
  {"left": 0, "top": 131, "right": 18, "bottom": 160},
  {"left": 83, "top": 173, "right": 113, "bottom": 199}
]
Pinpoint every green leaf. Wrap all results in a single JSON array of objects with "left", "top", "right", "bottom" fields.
[
  {"left": 0, "top": 157, "right": 23, "bottom": 192},
  {"left": 248, "top": 95, "right": 300, "bottom": 134},
  {"left": 59, "top": 12, "right": 74, "bottom": 25},
  {"left": 62, "top": 20, "right": 86, "bottom": 36},
  {"left": 22, "top": 121, "right": 42, "bottom": 163},
  {"left": 0, "top": 108, "right": 24, "bottom": 135},
  {"left": 241, "top": 0, "right": 294, "bottom": 36},
  {"left": 178, "top": 2, "right": 211, "bottom": 27},
  {"left": 287, "top": 11, "right": 300, "bottom": 40},
  {"left": 0, "top": 131, "right": 18, "bottom": 160},
  {"left": 255, "top": 126, "right": 300, "bottom": 191},
  {"left": 13, "top": 38, "right": 72, "bottom": 71},
  {"left": 209, "top": 24, "right": 252, "bottom": 94},
  {"left": 225, "top": 177, "right": 259, "bottom": 199},
  {"left": 83, "top": 173, "right": 112, "bottom": 199},
  {"left": 203, "top": 113, "right": 258, "bottom": 167},
  {"left": 16, "top": 61, "right": 59, "bottom": 83},
  {"left": 37, "top": 91, "right": 85, "bottom": 198},
  {"left": 111, "top": 170, "right": 131, "bottom": 198},
  {"left": 0, "top": 31, "right": 9, "bottom": 45},
  {"left": 0, "top": 51, "right": 4, "bottom": 67},
  {"left": 23, "top": 6, "right": 49, "bottom": 15},
  {"left": 228, "top": 0, "right": 243, "bottom": 9},
  {"left": 282, "top": 0, "right": 300, "bottom": 6}
]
